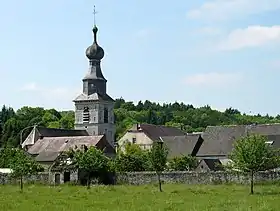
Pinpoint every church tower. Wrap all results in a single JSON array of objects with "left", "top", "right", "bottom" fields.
[{"left": 73, "top": 22, "right": 115, "bottom": 146}]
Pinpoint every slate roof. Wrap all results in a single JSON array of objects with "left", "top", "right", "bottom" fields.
[
  {"left": 28, "top": 135, "right": 104, "bottom": 161},
  {"left": 202, "top": 158, "right": 223, "bottom": 171},
  {"left": 35, "top": 151, "right": 61, "bottom": 162},
  {"left": 136, "top": 124, "right": 187, "bottom": 141},
  {"left": 161, "top": 134, "right": 202, "bottom": 158},
  {"left": 36, "top": 127, "right": 89, "bottom": 137},
  {"left": 197, "top": 124, "right": 280, "bottom": 157},
  {"left": 73, "top": 93, "right": 115, "bottom": 102}
]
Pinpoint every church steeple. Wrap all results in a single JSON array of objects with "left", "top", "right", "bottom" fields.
[
  {"left": 73, "top": 6, "right": 116, "bottom": 147},
  {"left": 83, "top": 12, "right": 107, "bottom": 95}
]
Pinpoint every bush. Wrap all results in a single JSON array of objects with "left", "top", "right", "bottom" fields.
[
  {"left": 168, "top": 155, "right": 198, "bottom": 171},
  {"left": 114, "top": 143, "right": 152, "bottom": 172}
]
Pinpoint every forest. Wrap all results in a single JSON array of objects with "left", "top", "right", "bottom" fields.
[{"left": 0, "top": 98, "right": 280, "bottom": 148}]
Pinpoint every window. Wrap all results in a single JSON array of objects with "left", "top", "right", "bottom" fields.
[
  {"left": 90, "top": 84, "right": 97, "bottom": 93},
  {"left": 132, "top": 138, "right": 136, "bottom": 144},
  {"left": 104, "top": 107, "right": 109, "bottom": 123},
  {"left": 83, "top": 107, "right": 90, "bottom": 123},
  {"left": 93, "top": 117, "right": 96, "bottom": 122}
]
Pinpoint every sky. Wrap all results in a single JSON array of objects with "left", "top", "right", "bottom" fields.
[{"left": 1, "top": 0, "right": 280, "bottom": 115}]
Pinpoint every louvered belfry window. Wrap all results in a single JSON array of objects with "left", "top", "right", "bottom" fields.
[
  {"left": 104, "top": 107, "right": 108, "bottom": 123},
  {"left": 83, "top": 107, "right": 90, "bottom": 123}
]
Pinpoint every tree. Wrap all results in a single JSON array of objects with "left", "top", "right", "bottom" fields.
[
  {"left": 168, "top": 155, "right": 198, "bottom": 171},
  {"left": 114, "top": 143, "right": 151, "bottom": 172},
  {"left": 0, "top": 147, "right": 17, "bottom": 168},
  {"left": 229, "top": 134, "right": 280, "bottom": 194},
  {"left": 63, "top": 146, "right": 109, "bottom": 189},
  {"left": 2, "top": 99, "right": 280, "bottom": 147},
  {"left": 8, "top": 149, "right": 43, "bottom": 191},
  {"left": 149, "top": 141, "right": 168, "bottom": 192}
]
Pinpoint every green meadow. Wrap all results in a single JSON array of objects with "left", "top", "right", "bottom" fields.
[{"left": 0, "top": 184, "right": 279, "bottom": 211}]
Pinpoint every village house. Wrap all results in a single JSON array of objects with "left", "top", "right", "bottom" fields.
[
  {"left": 117, "top": 123, "right": 204, "bottom": 158},
  {"left": 197, "top": 124, "right": 280, "bottom": 159}
]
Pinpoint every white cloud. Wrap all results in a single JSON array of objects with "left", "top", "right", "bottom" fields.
[
  {"left": 218, "top": 25, "right": 280, "bottom": 50},
  {"left": 184, "top": 72, "right": 242, "bottom": 87},
  {"left": 21, "top": 82, "right": 38, "bottom": 91},
  {"left": 187, "top": 0, "right": 280, "bottom": 21}
]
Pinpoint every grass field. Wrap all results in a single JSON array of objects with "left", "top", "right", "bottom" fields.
[{"left": 0, "top": 183, "right": 279, "bottom": 211}]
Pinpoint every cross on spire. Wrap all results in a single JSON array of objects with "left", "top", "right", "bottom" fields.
[{"left": 93, "top": 5, "right": 98, "bottom": 26}]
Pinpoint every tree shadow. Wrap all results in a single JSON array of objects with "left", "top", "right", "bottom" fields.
[{"left": 254, "top": 191, "right": 280, "bottom": 196}]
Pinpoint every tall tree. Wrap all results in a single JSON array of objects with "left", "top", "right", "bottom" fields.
[
  {"left": 149, "top": 141, "right": 168, "bottom": 192},
  {"left": 229, "top": 134, "right": 280, "bottom": 194}
]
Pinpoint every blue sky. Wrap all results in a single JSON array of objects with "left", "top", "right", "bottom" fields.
[{"left": 1, "top": 0, "right": 280, "bottom": 115}]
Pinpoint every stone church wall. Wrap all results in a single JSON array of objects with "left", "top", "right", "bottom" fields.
[{"left": 1, "top": 171, "right": 280, "bottom": 185}]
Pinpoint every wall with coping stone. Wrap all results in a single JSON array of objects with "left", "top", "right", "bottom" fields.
[
  {"left": 116, "top": 171, "right": 280, "bottom": 185},
  {"left": 1, "top": 171, "right": 280, "bottom": 185}
]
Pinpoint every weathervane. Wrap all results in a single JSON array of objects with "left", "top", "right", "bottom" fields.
[{"left": 93, "top": 5, "right": 98, "bottom": 26}]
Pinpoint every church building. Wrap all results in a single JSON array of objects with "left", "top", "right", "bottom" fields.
[{"left": 21, "top": 23, "right": 116, "bottom": 170}]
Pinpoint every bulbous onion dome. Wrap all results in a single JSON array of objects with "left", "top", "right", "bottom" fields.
[{"left": 85, "top": 25, "right": 104, "bottom": 60}]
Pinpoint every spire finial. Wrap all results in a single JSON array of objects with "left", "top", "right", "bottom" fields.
[{"left": 93, "top": 5, "right": 98, "bottom": 26}]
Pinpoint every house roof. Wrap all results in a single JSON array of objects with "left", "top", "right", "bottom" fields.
[
  {"left": 73, "top": 93, "right": 115, "bottom": 102},
  {"left": 136, "top": 124, "right": 186, "bottom": 141},
  {"left": 201, "top": 158, "right": 223, "bottom": 171},
  {"left": 28, "top": 135, "right": 104, "bottom": 161},
  {"left": 36, "top": 127, "right": 89, "bottom": 137},
  {"left": 35, "top": 151, "right": 61, "bottom": 162},
  {"left": 161, "top": 134, "right": 201, "bottom": 158},
  {"left": 197, "top": 124, "right": 280, "bottom": 157}
]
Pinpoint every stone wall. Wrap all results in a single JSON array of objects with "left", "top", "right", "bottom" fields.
[
  {"left": 1, "top": 171, "right": 280, "bottom": 185},
  {"left": 116, "top": 171, "right": 280, "bottom": 185},
  {"left": 0, "top": 172, "right": 49, "bottom": 185}
]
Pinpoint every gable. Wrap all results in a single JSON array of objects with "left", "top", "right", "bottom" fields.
[
  {"left": 21, "top": 126, "right": 38, "bottom": 148},
  {"left": 118, "top": 131, "right": 153, "bottom": 148},
  {"left": 197, "top": 159, "right": 223, "bottom": 171}
]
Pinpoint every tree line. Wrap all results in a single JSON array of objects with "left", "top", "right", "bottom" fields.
[{"left": 1, "top": 98, "right": 280, "bottom": 147}]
